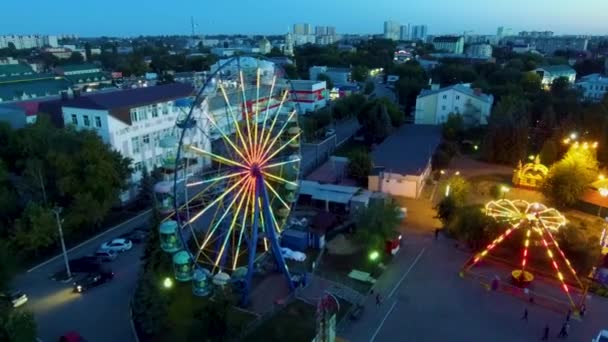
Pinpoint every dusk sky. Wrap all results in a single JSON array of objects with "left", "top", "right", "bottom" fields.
[{"left": 3, "top": 0, "right": 607, "bottom": 37}]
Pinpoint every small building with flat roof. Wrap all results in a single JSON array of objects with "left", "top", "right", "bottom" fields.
[{"left": 368, "top": 124, "right": 441, "bottom": 198}]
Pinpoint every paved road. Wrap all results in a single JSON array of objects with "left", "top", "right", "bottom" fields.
[
  {"left": 340, "top": 231, "right": 608, "bottom": 342},
  {"left": 13, "top": 211, "right": 152, "bottom": 342},
  {"left": 372, "top": 76, "right": 397, "bottom": 103}
]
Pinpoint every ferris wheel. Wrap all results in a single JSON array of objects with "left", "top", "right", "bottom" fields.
[{"left": 158, "top": 56, "right": 301, "bottom": 304}]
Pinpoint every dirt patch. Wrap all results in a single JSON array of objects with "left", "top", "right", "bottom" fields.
[{"left": 326, "top": 234, "right": 361, "bottom": 255}]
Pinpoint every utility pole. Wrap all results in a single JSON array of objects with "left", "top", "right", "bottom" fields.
[
  {"left": 191, "top": 16, "right": 196, "bottom": 37},
  {"left": 53, "top": 207, "right": 72, "bottom": 280}
]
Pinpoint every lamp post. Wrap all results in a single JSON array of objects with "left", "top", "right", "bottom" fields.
[
  {"left": 440, "top": 170, "right": 460, "bottom": 198},
  {"left": 52, "top": 207, "right": 72, "bottom": 280},
  {"left": 500, "top": 185, "right": 510, "bottom": 199},
  {"left": 598, "top": 187, "right": 608, "bottom": 217}
]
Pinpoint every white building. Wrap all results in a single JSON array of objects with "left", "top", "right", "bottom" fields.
[
  {"left": 309, "top": 66, "right": 351, "bottom": 86},
  {"left": 368, "top": 125, "right": 441, "bottom": 198},
  {"left": 384, "top": 21, "right": 400, "bottom": 41},
  {"left": 290, "top": 80, "right": 328, "bottom": 113},
  {"left": 284, "top": 32, "right": 294, "bottom": 56},
  {"left": 43, "top": 83, "right": 210, "bottom": 201},
  {"left": 432, "top": 36, "right": 465, "bottom": 54},
  {"left": 415, "top": 84, "right": 494, "bottom": 126},
  {"left": 400, "top": 25, "right": 410, "bottom": 41},
  {"left": 259, "top": 37, "right": 271, "bottom": 54},
  {"left": 534, "top": 65, "right": 577, "bottom": 87},
  {"left": 466, "top": 43, "right": 492, "bottom": 58},
  {"left": 293, "top": 23, "right": 313, "bottom": 35},
  {"left": 577, "top": 74, "right": 608, "bottom": 102},
  {"left": 0, "top": 35, "right": 58, "bottom": 49}
]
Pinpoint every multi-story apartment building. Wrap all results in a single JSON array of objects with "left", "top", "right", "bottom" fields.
[
  {"left": 577, "top": 74, "right": 608, "bottom": 102},
  {"left": 432, "top": 36, "right": 465, "bottom": 54},
  {"left": 400, "top": 25, "right": 410, "bottom": 41},
  {"left": 39, "top": 83, "right": 209, "bottom": 201},
  {"left": 315, "top": 26, "right": 328, "bottom": 36},
  {"left": 410, "top": 25, "right": 428, "bottom": 41},
  {"left": 415, "top": 84, "right": 494, "bottom": 125},
  {"left": 466, "top": 44, "right": 493, "bottom": 58},
  {"left": 384, "top": 21, "right": 400, "bottom": 41},
  {"left": 0, "top": 34, "right": 58, "bottom": 49}
]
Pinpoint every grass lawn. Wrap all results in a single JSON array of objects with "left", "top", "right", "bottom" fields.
[
  {"left": 334, "top": 139, "right": 368, "bottom": 158},
  {"left": 156, "top": 282, "right": 257, "bottom": 342},
  {"left": 242, "top": 298, "right": 352, "bottom": 342}
]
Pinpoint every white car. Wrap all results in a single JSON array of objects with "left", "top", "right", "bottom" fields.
[
  {"left": 593, "top": 330, "right": 608, "bottom": 342},
  {"left": 1, "top": 291, "right": 28, "bottom": 308},
  {"left": 280, "top": 247, "right": 306, "bottom": 262},
  {"left": 100, "top": 238, "right": 132, "bottom": 252}
]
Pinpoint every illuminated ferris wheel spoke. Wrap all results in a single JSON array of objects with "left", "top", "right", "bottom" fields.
[
  {"left": 257, "top": 91, "right": 290, "bottom": 161},
  {"left": 261, "top": 171, "right": 298, "bottom": 187},
  {"left": 257, "top": 76, "right": 277, "bottom": 160},
  {"left": 199, "top": 108, "right": 249, "bottom": 163},
  {"left": 263, "top": 179, "right": 290, "bottom": 210},
  {"left": 187, "top": 176, "right": 248, "bottom": 225},
  {"left": 259, "top": 132, "right": 301, "bottom": 166},
  {"left": 261, "top": 157, "right": 301, "bottom": 170},
  {"left": 186, "top": 170, "right": 249, "bottom": 187},
  {"left": 213, "top": 178, "right": 251, "bottom": 270},
  {"left": 232, "top": 180, "right": 253, "bottom": 270},
  {"left": 239, "top": 71, "right": 255, "bottom": 157},
  {"left": 218, "top": 83, "right": 253, "bottom": 160},
  {"left": 194, "top": 180, "right": 251, "bottom": 263},
  {"left": 253, "top": 68, "right": 261, "bottom": 153},
  {"left": 185, "top": 144, "right": 248, "bottom": 169},
  {"left": 258, "top": 109, "right": 296, "bottom": 162}
]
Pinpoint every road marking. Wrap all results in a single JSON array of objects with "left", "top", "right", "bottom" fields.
[
  {"left": 370, "top": 300, "right": 397, "bottom": 342},
  {"left": 27, "top": 209, "right": 152, "bottom": 273},
  {"left": 388, "top": 248, "right": 426, "bottom": 298}
]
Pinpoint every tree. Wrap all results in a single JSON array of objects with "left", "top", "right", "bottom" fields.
[
  {"left": 551, "top": 76, "right": 571, "bottom": 97},
  {"left": 446, "top": 205, "right": 499, "bottom": 250},
  {"left": 316, "top": 73, "right": 334, "bottom": 90},
  {"left": 481, "top": 96, "right": 529, "bottom": 164},
  {"left": 364, "top": 81, "right": 375, "bottom": 95},
  {"left": 0, "top": 241, "right": 17, "bottom": 292},
  {"left": 445, "top": 175, "right": 470, "bottom": 204},
  {"left": 520, "top": 71, "right": 542, "bottom": 95},
  {"left": 347, "top": 150, "right": 372, "bottom": 186},
  {"left": 132, "top": 271, "right": 169, "bottom": 337},
  {"left": 355, "top": 200, "right": 401, "bottom": 251},
  {"left": 193, "top": 287, "right": 239, "bottom": 341},
  {"left": 539, "top": 138, "right": 559, "bottom": 165},
  {"left": 442, "top": 113, "right": 464, "bottom": 141},
  {"left": 351, "top": 65, "right": 369, "bottom": 82},
  {"left": 11, "top": 203, "right": 56, "bottom": 257},
  {"left": 435, "top": 195, "right": 457, "bottom": 225},
  {"left": 284, "top": 64, "right": 298, "bottom": 80},
  {"left": 358, "top": 99, "right": 393, "bottom": 142},
  {"left": 556, "top": 223, "right": 601, "bottom": 274},
  {"left": 66, "top": 52, "right": 84, "bottom": 64},
  {"left": 266, "top": 47, "right": 284, "bottom": 57},
  {"left": 0, "top": 310, "right": 37, "bottom": 342},
  {"left": 542, "top": 146, "right": 598, "bottom": 208},
  {"left": 137, "top": 167, "right": 155, "bottom": 208}
]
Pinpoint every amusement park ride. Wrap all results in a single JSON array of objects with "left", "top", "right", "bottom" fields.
[
  {"left": 461, "top": 199, "right": 587, "bottom": 311},
  {"left": 153, "top": 56, "right": 302, "bottom": 304}
]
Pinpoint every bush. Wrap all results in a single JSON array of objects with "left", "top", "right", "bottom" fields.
[
  {"left": 445, "top": 205, "right": 500, "bottom": 250},
  {"left": 555, "top": 224, "right": 601, "bottom": 275}
]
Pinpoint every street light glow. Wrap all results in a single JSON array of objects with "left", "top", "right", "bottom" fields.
[
  {"left": 163, "top": 277, "right": 173, "bottom": 289},
  {"left": 501, "top": 186, "right": 510, "bottom": 193},
  {"left": 369, "top": 250, "right": 380, "bottom": 261},
  {"left": 600, "top": 188, "right": 608, "bottom": 197},
  {"left": 570, "top": 133, "right": 577, "bottom": 140}
]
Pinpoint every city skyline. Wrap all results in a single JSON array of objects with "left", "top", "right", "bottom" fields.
[{"left": 2, "top": 0, "right": 607, "bottom": 37}]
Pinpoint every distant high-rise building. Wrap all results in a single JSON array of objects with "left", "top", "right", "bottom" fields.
[
  {"left": 0, "top": 34, "right": 59, "bottom": 49},
  {"left": 432, "top": 36, "right": 465, "bottom": 54},
  {"left": 519, "top": 31, "right": 554, "bottom": 38},
  {"left": 315, "top": 26, "right": 328, "bottom": 36},
  {"left": 284, "top": 32, "right": 294, "bottom": 56},
  {"left": 293, "top": 23, "right": 307, "bottom": 35},
  {"left": 384, "top": 21, "right": 400, "bottom": 41},
  {"left": 304, "top": 23, "right": 313, "bottom": 35},
  {"left": 400, "top": 25, "right": 410, "bottom": 41},
  {"left": 411, "top": 25, "right": 428, "bottom": 41},
  {"left": 497, "top": 26, "right": 514, "bottom": 38},
  {"left": 327, "top": 26, "right": 336, "bottom": 36}
]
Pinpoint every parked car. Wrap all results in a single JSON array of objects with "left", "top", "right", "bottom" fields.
[
  {"left": 69, "top": 256, "right": 101, "bottom": 273},
  {"left": 0, "top": 291, "right": 28, "bottom": 308},
  {"left": 73, "top": 271, "right": 114, "bottom": 293},
  {"left": 100, "top": 238, "right": 132, "bottom": 252},
  {"left": 94, "top": 249, "right": 118, "bottom": 262},
  {"left": 280, "top": 247, "right": 306, "bottom": 262},
  {"left": 593, "top": 330, "right": 608, "bottom": 342}
]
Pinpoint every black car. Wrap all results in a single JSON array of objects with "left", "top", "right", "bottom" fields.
[
  {"left": 73, "top": 271, "right": 114, "bottom": 293},
  {"left": 69, "top": 257, "right": 101, "bottom": 273}
]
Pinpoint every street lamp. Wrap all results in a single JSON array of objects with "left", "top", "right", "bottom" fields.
[
  {"left": 368, "top": 250, "right": 380, "bottom": 262},
  {"left": 598, "top": 187, "right": 608, "bottom": 217},
  {"left": 500, "top": 186, "right": 510, "bottom": 199},
  {"left": 52, "top": 207, "right": 72, "bottom": 280},
  {"left": 163, "top": 277, "right": 173, "bottom": 289}
]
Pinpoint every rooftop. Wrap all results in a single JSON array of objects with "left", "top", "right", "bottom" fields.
[
  {"left": 58, "top": 63, "right": 101, "bottom": 73},
  {"left": 0, "top": 64, "right": 34, "bottom": 77},
  {"left": 418, "top": 83, "right": 494, "bottom": 103},
  {"left": 56, "top": 82, "right": 194, "bottom": 110},
  {"left": 371, "top": 124, "right": 442, "bottom": 176},
  {"left": 433, "top": 36, "right": 463, "bottom": 43},
  {"left": 0, "top": 78, "right": 71, "bottom": 102},
  {"left": 578, "top": 73, "right": 608, "bottom": 84},
  {"left": 535, "top": 65, "right": 576, "bottom": 75}
]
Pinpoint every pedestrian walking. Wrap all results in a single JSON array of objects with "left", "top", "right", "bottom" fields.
[
  {"left": 558, "top": 322, "right": 567, "bottom": 338},
  {"left": 375, "top": 293, "right": 382, "bottom": 306},
  {"left": 580, "top": 304, "right": 587, "bottom": 317},
  {"left": 566, "top": 309, "right": 571, "bottom": 322},
  {"left": 564, "top": 322, "right": 569, "bottom": 337},
  {"left": 434, "top": 228, "right": 440, "bottom": 240},
  {"left": 521, "top": 308, "right": 528, "bottom": 322},
  {"left": 541, "top": 324, "right": 549, "bottom": 340}
]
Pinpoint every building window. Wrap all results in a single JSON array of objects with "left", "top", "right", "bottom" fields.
[
  {"left": 442, "top": 95, "right": 447, "bottom": 99},
  {"left": 456, "top": 95, "right": 460, "bottom": 100},
  {"left": 153, "top": 132, "right": 160, "bottom": 146},
  {"left": 130, "top": 109, "right": 138, "bottom": 122},
  {"left": 455, "top": 106, "right": 459, "bottom": 112},
  {"left": 441, "top": 106, "right": 446, "bottom": 110},
  {"left": 152, "top": 106, "right": 159, "bottom": 118},
  {"left": 162, "top": 103, "right": 169, "bottom": 115},
  {"left": 139, "top": 108, "right": 148, "bottom": 121},
  {"left": 83, "top": 115, "right": 90, "bottom": 127},
  {"left": 134, "top": 161, "right": 143, "bottom": 173},
  {"left": 71, "top": 114, "right": 78, "bottom": 125},
  {"left": 95, "top": 116, "right": 102, "bottom": 128},
  {"left": 142, "top": 134, "right": 150, "bottom": 144},
  {"left": 132, "top": 137, "right": 140, "bottom": 154}
]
